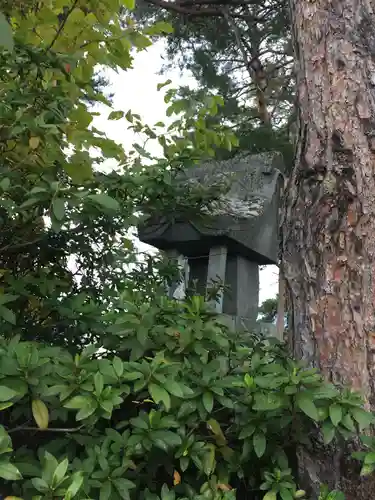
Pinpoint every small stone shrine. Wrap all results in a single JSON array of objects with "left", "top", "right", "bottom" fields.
[{"left": 137, "top": 152, "right": 284, "bottom": 333}]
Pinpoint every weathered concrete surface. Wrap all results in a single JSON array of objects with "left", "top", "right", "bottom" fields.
[{"left": 138, "top": 152, "right": 284, "bottom": 265}]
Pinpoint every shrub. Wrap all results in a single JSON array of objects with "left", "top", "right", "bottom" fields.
[{"left": 0, "top": 295, "right": 372, "bottom": 499}]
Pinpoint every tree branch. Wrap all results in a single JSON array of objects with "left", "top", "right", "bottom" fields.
[
  {"left": 8, "top": 424, "right": 84, "bottom": 433},
  {"left": 143, "top": 0, "right": 257, "bottom": 17},
  {"left": 47, "top": 0, "right": 79, "bottom": 51}
]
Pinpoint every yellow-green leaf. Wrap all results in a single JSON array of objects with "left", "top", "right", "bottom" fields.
[
  {"left": 32, "top": 399, "right": 49, "bottom": 429},
  {"left": 29, "top": 137, "right": 40, "bottom": 150},
  {"left": 108, "top": 110, "right": 124, "bottom": 120},
  {"left": 149, "top": 383, "right": 171, "bottom": 411},
  {"left": 263, "top": 492, "right": 277, "bottom": 500},
  {"left": 122, "top": 0, "right": 135, "bottom": 10}
]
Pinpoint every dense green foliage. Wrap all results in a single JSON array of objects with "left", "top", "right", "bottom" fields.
[{"left": 0, "top": 2, "right": 373, "bottom": 500}]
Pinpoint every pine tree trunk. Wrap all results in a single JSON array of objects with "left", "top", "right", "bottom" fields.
[{"left": 282, "top": 0, "right": 375, "bottom": 497}]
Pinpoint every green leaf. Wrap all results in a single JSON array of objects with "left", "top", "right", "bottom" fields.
[
  {"left": 32, "top": 399, "right": 49, "bottom": 429},
  {"left": 113, "top": 477, "right": 136, "bottom": 498},
  {"left": 253, "top": 431, "right": 266, "bottom": 458},
  {"left": 52, "top": 198, "right": 65, "bottom": 221},
  {"left": 52, "top": 458, "right": 69, "bottom": 487},
  {"left": 113, "top": 356, "right": 124, "bottom": 377},
  {"left": 100, "top": 480, "right": 112, "bottom": 500},
  {"left": 202, "top": 444, "right": 215, "bottom": 476},
  {"left": 351, "top": 407, "right": 374, "bottom": 430},
  {"left": 164, "top": 379, "right": 184, "bottom": 398},
  {"left": 94, "top": 372, "right": 104, "bottom": 396},
  {"left": 0, "top": 461, "right": 22, "bottom": 480},
  {"left": 202, "top": 391, "right": 214, "bottom": 413},
  {"left": 253, "top": 392, "right": 283, "bottom": 411},
  {"left": 263, "top": 491, "right": 277, "bottom": 500},
  {"left": 88, "top": 193, "right": 120, "bottom": 211},
  {"left": 0, "top": 13, "right": 14, "bottom": 52},
  {"left": 360, "top": 463, "right": 375, "bottom": 477},
  {"left": 157, "top": 79, "right": 172, "bottom": 91},
  {"left": 0, "top": 305, "right": 16, "bottom": 324},
  {"left": 151, "top": 430, "right": 182, "bottom": 447},
  {"left": 149, "top": 383, "right": 171, "bottom": 411},
  {"left": 0, "top": 386, "right": 18, "bottom": 402},
  {"left": 296, "top": 393, "right": 319, "bottom": 420},
  {"left": 341, "top": 413, "right": 355, "bottom": 431},
  {"left": 279, "top": 488, "right": 294, "bottom": 500},
  {"left": 326, "top": 491, "right": 346, "bottom": 500},
  {"left": 64, "top": 395, "right": 92, "bottom": 409},
  {"left": 66, "top": 471, "right": 84, "bottom": 497},
  {"left": 364, "top": 451, "right": 375, "bottom": 464},
  {"left": 32, "top": 477, "right": 49, "bottom": 492},
  {"left": 108, "top": 110, "right": 125, "bottom": 120},
  {"left": 322, "top": 421, "right": 335, "bottom": 445},
  {"left": 329, "top": 404, "right": 342, "bottom": 426}
]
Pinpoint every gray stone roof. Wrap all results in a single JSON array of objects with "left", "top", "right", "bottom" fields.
[{"left": 138, "top": 152, "right": 284, "bottom": 265}]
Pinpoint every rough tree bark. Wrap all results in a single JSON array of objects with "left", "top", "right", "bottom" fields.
[{"left": 282, "top": 0, "right": 375, "bottom": 497}]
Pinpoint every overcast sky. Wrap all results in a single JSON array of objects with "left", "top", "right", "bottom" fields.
[{"left": 92, "top": 42, "right": 279, "bottom": 304}]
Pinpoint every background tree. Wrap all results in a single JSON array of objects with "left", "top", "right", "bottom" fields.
[{"left": 133, "top": 0, "right": 295, "bottom": 167}]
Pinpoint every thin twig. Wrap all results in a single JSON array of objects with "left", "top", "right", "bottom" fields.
[
  {"left": 8, "top": 424, "right": 84, "bottom": 433},
  {"left": 47, "top": 0, "right": 79, "bottom": 51}
]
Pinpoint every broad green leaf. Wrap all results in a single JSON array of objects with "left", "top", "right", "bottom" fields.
[
  {"left": 149, "top": 383, "right": 171, "bottom": 411},
  {"left": 360, "top": 463, "right": 375, "bottom": 476},
  {"left": 88, "top": 193, "right": 120, "bottom": 211},
  {"left": 322, "top": 421, "right": 335, "bottom": 445},
  {"left": 364, "top": 451, "right": 375, "bottom": 464},
  {"left": 52, "top": 198, "right": 65, "bottom": 221},
  {"left": 0, "top": 461, "right": 22, "bottom": 481},
  {"left": 66, "top": 471, "right": 84, "bottom": 497},
  {"left": 32, "top": 399, "right": 49, "bottom": 429},
  {"left": 253, "top": 392, "right": 283, "bottom": 411},
  {"left": 202, "top": 391, "right": 214, "bottom": 413},
  {"left": 0, "top": 12, "right": 13, "bottom": 51},
  {"left": 0, "top": 386, "right": 18, "bottom": 402},
  {"left": 280, "top": 488, "right": 294, "bottom": 500},
  {"left": 296, "top": 393, "right": 319, "bottom": 420},
  {"left": 108, "top": 110, "right": 125, "bottom": 120},
  {"left": 207, "top": 418, "right": 226, "bottom": 445},
  {"left": 52, "top": 458, "right": 69, "bottom": 488},
  {"left": 151, "top": 430, "right": 182, "bottom": 447},
  {"left": 0, "top": 306, "right": 16, "bottom": 324},
  {"left": 113, "top": 477, "right": 136, "bottom": 498},
  {"left": 113, "top": 356, "right": 124, "bottom": 377},
  {"left": 100, "top": 480, "right": 112, "bottom": 500},
  {"left": 263, "top": 491, "right": 277, "bottom": 500},
  {"left": 202, "top": 444, "right": 216, "bottom": 476},
  {"left": 253, "top": 431, "right": 266, "bottom": 458},
  {"left": 351, "top": 407, "right": 374, "bottom": 430},
  {"left": 32, "top": 477, "right": 50, "bottom": 492},
  {"left": 326, "top": 490, "right": 346, "bottom": 499},
  {"left": 94, "top": 372, "right": 104, "bottom": 396},
  {"left": 329, "top": 404, "right": 342, "bottom": 426},
  {"left": 164, "top": 379, "right": 184, "bottom": 398},
  {"left": 64, "top": 396, "right": 93, "bottom": 409}
]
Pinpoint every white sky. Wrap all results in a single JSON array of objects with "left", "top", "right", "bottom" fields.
[{"left": 92, "top": 42, "right": 279, "bottom": 304}]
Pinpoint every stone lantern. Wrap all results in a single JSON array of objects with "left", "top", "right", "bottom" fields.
[{"left": 137, "top": 152, "right": 284, "bottom": 333}]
